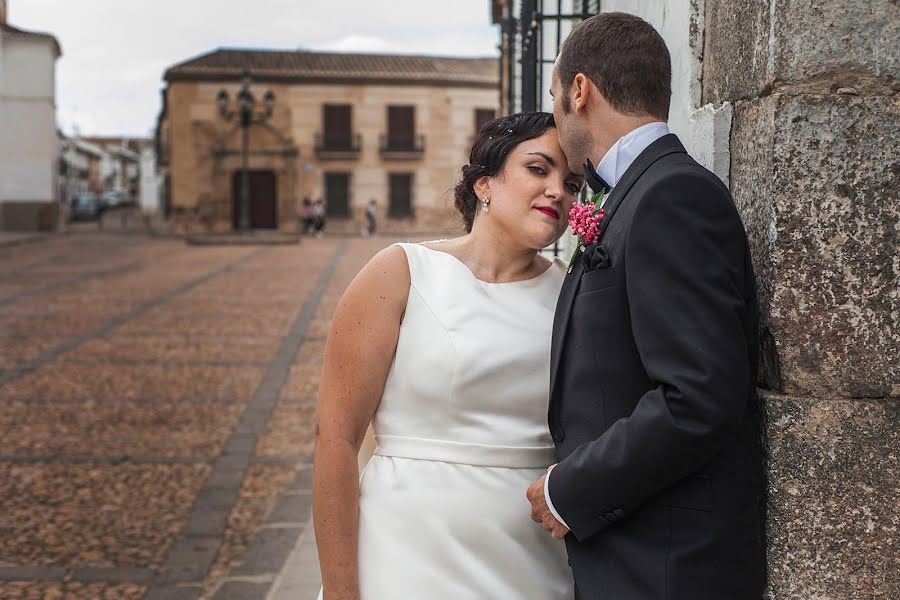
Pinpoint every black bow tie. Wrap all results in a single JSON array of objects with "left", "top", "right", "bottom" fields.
[{"left": 583, "top": 159, "right": 610, "bottom": 195}]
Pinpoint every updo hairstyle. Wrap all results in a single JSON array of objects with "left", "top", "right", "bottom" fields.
[{"left": 453, "top": 112, "right": 556, "bottom": 232}]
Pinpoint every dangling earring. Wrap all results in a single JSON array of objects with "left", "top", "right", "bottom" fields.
[{"left": 481, "top": 196, "right": 490, "bottom": 213}]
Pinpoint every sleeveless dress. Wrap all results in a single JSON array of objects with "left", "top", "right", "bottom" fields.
[{"left": 325, "top": 242, "right": 573, "bottom": 599}]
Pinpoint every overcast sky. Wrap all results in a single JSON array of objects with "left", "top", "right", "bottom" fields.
[{"left": 9, "top": 0, "right": 500, "bottom": 138}]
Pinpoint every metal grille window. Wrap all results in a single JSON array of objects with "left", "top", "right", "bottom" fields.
[{"left": 518, "top": 0, "right": 598, "bottom": 113}]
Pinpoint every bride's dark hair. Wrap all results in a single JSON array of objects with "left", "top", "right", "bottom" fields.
[{"left": 454, "top": 112, "right": 556, "bottom": 232}]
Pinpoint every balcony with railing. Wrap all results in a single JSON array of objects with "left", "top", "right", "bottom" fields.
[
  {"left": 379, "top": 133, "right": 425, "bottom": 160},
  {"left": 314, "top": 133, "right": 362, "bottom": 160}
]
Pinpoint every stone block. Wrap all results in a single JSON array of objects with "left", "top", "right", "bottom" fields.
[
  {"left": 144, "top": 583, "right": 203, "bottom": 600},
  {"left": 731, "top": 94, "right": 899, "bottom": 397},
  {"left": 765, "top": 393, "right": 899, "bottom": 598},
  {"left": 703, "top": 0, "right": 899, "bottom": 104},
  {"left": 772, "top": 0, "right": 899, "bottom": 91},
  {"left": 702, "top": 0, "right": 771, "bottom": 104},
  {"left": 230, "top": 526, "right": 303, "bottom": 577},
  {"left": 211, "top": 580, "right": 273, "bottom": 600},
  {"left": 266, "top": 491, "right": 312, "bottom": 524},
  {"left": 157, "top": 535, "right": 221, "bottom": 583}
]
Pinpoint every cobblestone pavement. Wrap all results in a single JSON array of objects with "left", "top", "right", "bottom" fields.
[{"left": 0, "top": 232, "right": 425, "bottom": 600}]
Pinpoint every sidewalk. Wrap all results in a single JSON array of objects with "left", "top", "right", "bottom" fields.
[
  {"left": 0, "top": 231, "right": 54, "bottom": 247},
  {"left": 267, "top": 519, "right": 321, "bottom": 600},
  {"left": 266, "top": 435, "right": 375, "bottom": 599}
]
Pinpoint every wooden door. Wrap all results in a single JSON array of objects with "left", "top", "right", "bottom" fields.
[{"left": 232, "top": 170, "right": 277, "bottom": 229}]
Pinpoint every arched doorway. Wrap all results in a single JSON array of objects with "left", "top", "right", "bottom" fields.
[{"left": 231, "top": 170, "right": 277, "bottom": 229}]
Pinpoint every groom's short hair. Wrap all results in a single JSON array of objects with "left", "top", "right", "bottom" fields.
[{"left": 558, "top": 12, "right": 671, "bottom": 120}]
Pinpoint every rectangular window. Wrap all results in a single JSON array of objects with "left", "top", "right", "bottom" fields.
[
  {"left": 474, "top": 108, "right": 496, "bottom": 134},
  {"left": 323, "top": 105, "right": 352, "bottom": 149},
  {"left": 387, "top": 106, "right": 415, "bottom": 150},
  {"left": 388, "top": 173, "right": 413, "bottom": 218},
  {"left": 325, "top": 172, "right": 350, "bottom": 218}
]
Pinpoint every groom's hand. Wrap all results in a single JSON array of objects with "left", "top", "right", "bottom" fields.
[{"left": 526, "top": 470, "right": 570, "bottom": 540}]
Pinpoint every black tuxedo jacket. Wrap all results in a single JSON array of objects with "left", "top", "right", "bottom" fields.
[{"left": 549, "top": 134, "right": 766, "bottom": 599}]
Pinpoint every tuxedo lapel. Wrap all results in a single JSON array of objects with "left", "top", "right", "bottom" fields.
[
  {"left": 595, "top": 134, "right": 686, "bottom": 243},
  {"left": 550, "top": 254, "right": 584, "bottom": 395},
  {"left": 549, "top": 134, "right": 687, "bottom": 398}
]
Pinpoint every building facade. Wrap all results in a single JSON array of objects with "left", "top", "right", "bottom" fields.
[
  {"left": 157, "top": 50, "right": 499, "bottom": 234},
  {"left": 83, "top": 137, "right": 152, "bottom": 202},
  {"left": 491, "top": 1, "right": 898, "bottom": 597},
  {"left": 0, "top": 0, "right": 62, "bottom": 231},
  {"left": 58, "top": 136, "right": 103, "bottom": 202}
]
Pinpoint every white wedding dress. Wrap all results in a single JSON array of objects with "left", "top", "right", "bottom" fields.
[{"left": 321, "top": 242, "right": 573, "bottom": 599}]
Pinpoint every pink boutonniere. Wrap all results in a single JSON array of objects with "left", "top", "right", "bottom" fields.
[{"left": 567, "top": 189, "right": 607, "bottom": 273}]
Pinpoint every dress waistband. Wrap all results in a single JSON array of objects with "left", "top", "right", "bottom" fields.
[{"left": 373, "top": 435, "right": 555, "bottom": 469}]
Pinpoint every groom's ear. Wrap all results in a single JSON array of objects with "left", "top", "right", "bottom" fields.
[{"left": 571, "top": 73, "right": 593, "bottom": 114}]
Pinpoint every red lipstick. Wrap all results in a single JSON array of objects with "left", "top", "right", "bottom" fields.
[{"left": 535, "top": 206, "right": 560, "bottom": 220}]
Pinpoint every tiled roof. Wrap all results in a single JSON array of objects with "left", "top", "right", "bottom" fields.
[
  {"left": 164, "top": 49, "right": 498, "bottom": 88},
  {"left": 0, "top": 23, "right": 61, "bottom": 56}
]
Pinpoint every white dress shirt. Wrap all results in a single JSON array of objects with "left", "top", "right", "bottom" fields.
[{"left": 544, "top": 120, "right": 670, "bottom": 530}]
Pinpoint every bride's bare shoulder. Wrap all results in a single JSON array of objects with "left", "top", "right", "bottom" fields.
[{"left": 339, "top": 245, "right": 411, "bottom": 313}]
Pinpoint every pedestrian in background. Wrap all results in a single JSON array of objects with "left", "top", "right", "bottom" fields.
[
  {"left": 365, "top": 199, "right": 378, "bottom": 237},
  {"left": 313, "top": 199, "right": 326, "bottom": 237},
  {"left": 299, "top": 197, "right": 314, "bottom": 234}
]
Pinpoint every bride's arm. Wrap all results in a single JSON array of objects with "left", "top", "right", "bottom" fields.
[{"left": 313, "top": 245, "right": 409, "bottom": 600}]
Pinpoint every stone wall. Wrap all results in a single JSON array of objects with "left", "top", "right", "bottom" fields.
[{"left": 704, "top": 0, "right": 898, "bottom": 597}]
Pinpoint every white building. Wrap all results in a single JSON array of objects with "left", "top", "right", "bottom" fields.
[
  {"left": 0, "top": 0, "right": 62, "bottom": 230},
  {"left": 139, "top": 146, "right": 161, "bottom": 213}
]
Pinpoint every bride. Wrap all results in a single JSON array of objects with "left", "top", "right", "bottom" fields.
[{"left": 313, "top": 112, "right": 583, "bottom": 599}]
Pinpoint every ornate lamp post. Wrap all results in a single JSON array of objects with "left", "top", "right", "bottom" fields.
[{"left": 216, "top": 70, "right": 276, "bottom": 231}]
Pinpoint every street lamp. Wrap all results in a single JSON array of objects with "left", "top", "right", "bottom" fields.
[{"left": 217, "top": 70, "right": 276, "bottom": 231}]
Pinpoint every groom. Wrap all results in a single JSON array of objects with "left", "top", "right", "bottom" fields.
[{"left": 526, "top": 12, "right": 766, "bottom": 599}]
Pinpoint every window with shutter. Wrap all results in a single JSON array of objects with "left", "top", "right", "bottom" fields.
[
  {"left": 323, "top": 105, "right": 352, "bottom": 150},
  {"left": 388, "top": 173, "right": 413, "bottom": 218},
  {"left": 474, "top": 108, "right": 496, "bottom": 134},
  {"left": 387, "top": 106, "right": 415, "bottom": 150},
  {"left": 325, "top": 172, "right": 351, "bottom": 218}
]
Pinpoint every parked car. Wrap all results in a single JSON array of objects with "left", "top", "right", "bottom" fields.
[
  {"left": 69, "top": 195, "right": 104, "bottom": 220},
  {"left": 101, "top": 190, "right": 129, "bottom": 208}
]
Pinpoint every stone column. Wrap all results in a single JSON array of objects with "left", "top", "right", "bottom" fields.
[{"left": 703, "top": 1, "right": 898, "bottom": 597}]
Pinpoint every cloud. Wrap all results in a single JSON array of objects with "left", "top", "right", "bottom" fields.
[
  {"left": 310, "top": 31, "right": 498, "bottom": 57},
  {"left": 7, "top": 0, "right": 499, "bottom": 137},
  {"left": 315, "top": 35, "right": 398, "bottom": 54}
]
